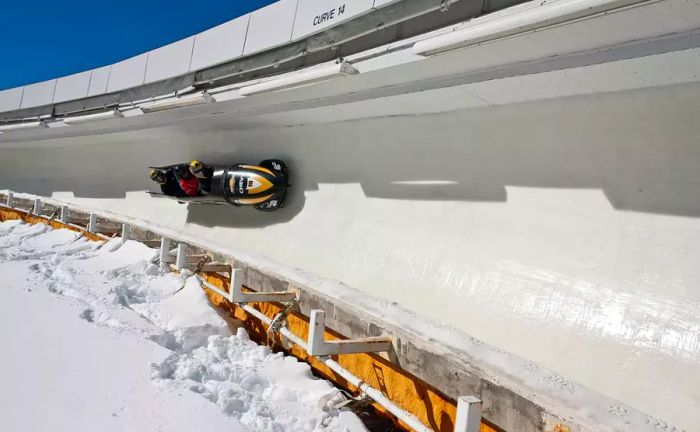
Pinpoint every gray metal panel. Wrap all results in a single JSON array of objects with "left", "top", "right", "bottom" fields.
[
  {"left": 243, "top": 0, "right": 299, "bottom": 55},
  {"left": 88, "top": 66, "right": 111, "bottom": 96},
  {"left": 0, "top": 87, "right": 23, "bottom": 113},
  {"left": 107, "top": 54, "right": 148, "bottom": 93},
  {"left": 53, "top": 70, "right": 92, "bottom": 103},
  {"left": 190, "top": 15, "right": 250, "bottom": 71},
  {"left": 292, "top": 0, "right": 374, "bottom": 40},
  {"left": 144, "top": 37, "right": 195, "bottom": 83},
  {"left": 20, "top": 80, "right": 56, "bottom": 108}
]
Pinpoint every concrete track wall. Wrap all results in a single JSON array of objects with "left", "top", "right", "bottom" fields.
[{"left": 1, "top": 81, "right": 699, "bottom": 429}]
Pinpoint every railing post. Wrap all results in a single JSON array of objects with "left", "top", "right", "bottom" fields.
[
  {"left": 175, "top": 243, "right": 188, "bottom": 270},
  {"left": 159, "top": 238, "right": 171, "bottom": 270},
  {"left": 60, "top": 205, "right": 69, "bottom": 223},
  {"left": 454, "top": 396, "right": 481, "bottom": 432},
  {"left": 6, "top": 192, "right": 13, "bottom": 207},
  {"left": 32, "top": 198, "right": 42, "bottom": 215},
  {"left": 121, "top": 224, "right": 130, "bottom": 243},
  {"left": 87, "top": 213, "right": 98, "bottom": 232}
]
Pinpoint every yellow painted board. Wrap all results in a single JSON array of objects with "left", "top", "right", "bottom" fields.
[{"left": 201, "top": 273, "right": 502, "bottom": 432}]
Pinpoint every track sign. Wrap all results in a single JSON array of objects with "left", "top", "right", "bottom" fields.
[{"left": 292, "top": 0, "right": 374, "bottom": 40}]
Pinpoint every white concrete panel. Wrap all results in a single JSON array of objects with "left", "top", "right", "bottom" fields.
[
  {"left": 462, "top": 70, "right": 589, "bottom": 105},
  {"left": 418, "top": 0, "right": 700, "bottom": 80},
  {"left": 0, "top": 87, "right": 23, "bottom": 112},
  {"left": 107, "top": 54, "right": 148, "bottom": 93},
  {"left": 334, "top": 86, "right": 488, "bottom": 119},
  {"left": 53, "top": 71, "right": 92, "bottom": 103},
  {"left": 567, "top": 47, "right": 700, "bottom": 93},
  {"left": 641, "top": 0, "right": 700, "bottom": 28},
  {"left": 88, "top": 66, "right": 111, "bottom": 96},
  {"left": 144, "top": 37, "right": 195, "bottom": 83},
  {"left": 20, "top": 80, "right": 56, "bottom": 108},
  {"left": 373, "top": 0, "right": 400, "bottom": 7},
  {"left": 190, "top": 15, "right": 250, "bottom": 71},
  {"left": 292, "top": 0, "right": 374, "bottom": 40},
  {"left": 487, "top": 4, "right": 691, "bottom": 68},
  {"left": 243, "top": 0, "right": 298, "bottom": 55}
]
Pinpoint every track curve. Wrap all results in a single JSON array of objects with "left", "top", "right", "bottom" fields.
[{"left": 2, "top": 80, "right": 700, "bottom": 428}]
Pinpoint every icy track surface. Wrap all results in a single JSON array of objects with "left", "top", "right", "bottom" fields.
[{"left": 0, "top": 219, "right": 357, "bottom": 432}]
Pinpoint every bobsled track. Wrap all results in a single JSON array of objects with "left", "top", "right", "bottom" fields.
[{"left": 1, "top": 0, "right": 700, "bottom": 430}]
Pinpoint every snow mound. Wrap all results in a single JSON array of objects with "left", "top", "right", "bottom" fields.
[
  {"left": 153, "top": 328, "right": 345, "bottom": 432},
  {"left": 0, "top": 220, "right": 357, "bottom": 431}
]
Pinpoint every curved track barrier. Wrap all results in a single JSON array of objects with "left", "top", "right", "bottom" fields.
[{"left": 1, "top": 191, "right": 688, "bottom": 432}]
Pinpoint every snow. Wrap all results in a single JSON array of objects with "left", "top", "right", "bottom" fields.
[{"left": 0, "top": 220, "right": 360, "bottom": 432}]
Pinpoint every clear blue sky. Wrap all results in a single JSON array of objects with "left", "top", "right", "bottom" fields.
[{"left": 0, "top": 0, "right": 277, "bottom": 90}]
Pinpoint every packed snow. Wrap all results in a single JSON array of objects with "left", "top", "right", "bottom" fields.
[{"left": 0, "top": 219, "right": 362, "bottom": 432}]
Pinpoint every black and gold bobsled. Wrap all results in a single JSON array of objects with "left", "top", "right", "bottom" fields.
[{"left": 148, "top": 159, "right": 289, "bottom": 212}]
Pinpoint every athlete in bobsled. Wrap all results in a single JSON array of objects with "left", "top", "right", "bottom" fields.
[{"left": 147, "top": 159, "right": 288, "bottom": 212}]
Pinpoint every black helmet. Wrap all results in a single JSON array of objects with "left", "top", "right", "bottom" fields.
[
  {"left": 148, "top": 169, "right": 166, "bottom": 184},
  {"left": 174, "top": 164, "right": 191, "bottom": 178}
]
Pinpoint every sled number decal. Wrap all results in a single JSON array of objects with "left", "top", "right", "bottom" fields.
[{"left": 230, "top": 174, "right": 273, "bottom": 195}]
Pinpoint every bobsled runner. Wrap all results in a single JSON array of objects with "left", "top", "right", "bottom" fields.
[{"left": 148, "top": 159, "right": 289, "bottom": 212}]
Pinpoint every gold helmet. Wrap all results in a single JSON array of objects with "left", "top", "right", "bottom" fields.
[
  {"left": 190, "top": 159, "right": 210, "bottom": 179},
  {"left": 148, "top": 169, "right": 166, "bottom": 184},
  {"left": 189, "top": 159, "right": 204, "bottom": 174}
]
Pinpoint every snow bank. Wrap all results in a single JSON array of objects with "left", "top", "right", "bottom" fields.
[{"left": 0, "top": 220, "right": 358, "bottom": 431}]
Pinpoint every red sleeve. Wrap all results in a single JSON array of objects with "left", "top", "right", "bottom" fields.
[{"left": 179, "top": 177, "right": 200, "bottom": 196}]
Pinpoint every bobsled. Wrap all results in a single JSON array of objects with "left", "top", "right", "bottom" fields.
[{"left": 148, "top": 159, "right": 289, "bottom": 212}]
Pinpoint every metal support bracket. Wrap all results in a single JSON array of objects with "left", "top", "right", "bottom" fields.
[
  {"left": 200, "top": 262, "right": 231, "bottom": 273},
  {"left": 454, "top": 396, "right": 481, "bottom": 432},
  {"left": 308, "top": 310, "right": 392, "bottom": 356},
  {"left": 197, "top": 269, "right": 296, "bottom": 304},
  {"left": 229, "top": 269, "right": 296, "bottom": 303}
]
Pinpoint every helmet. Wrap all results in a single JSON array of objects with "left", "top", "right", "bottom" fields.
[
  {"left": 148, "top": 169, "right": 166, "bottom": 184},
  {"left": 174, "top": 164, "right": 191, "bottom": 178},
  {"left": 190, "top": 159, "right": 204, "bottom": 175}
]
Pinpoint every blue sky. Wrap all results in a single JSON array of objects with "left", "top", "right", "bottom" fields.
[{"left": 0, "top": 0, "right": 277, "bottom": 90}]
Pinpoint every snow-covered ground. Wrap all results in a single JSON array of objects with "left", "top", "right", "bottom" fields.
[{"left": 0, "top": 219, "right": 363, "bottom": 432}]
